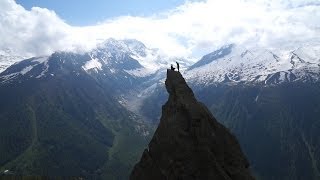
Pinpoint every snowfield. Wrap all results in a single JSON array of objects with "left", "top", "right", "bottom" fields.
[{"left": 185, "top": 43, "right": 320, "bottom": 85}]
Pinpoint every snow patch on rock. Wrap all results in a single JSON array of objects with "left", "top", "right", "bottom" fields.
[
  {"left": 36, "top": 60, "right": 49, "bottom": 78},
  {"left": 20, "top": 66, "right": 33, "bottom": 75},
  {"left": 82, "top": 57, "right": 102, "bottom": 72}
]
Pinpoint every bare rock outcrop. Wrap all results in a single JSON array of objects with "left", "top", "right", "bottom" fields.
[{"left": 130, "top": 70, "right": 255, "bottom": 180}]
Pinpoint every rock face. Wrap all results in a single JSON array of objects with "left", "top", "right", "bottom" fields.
[{"left": 130, "top": 70, "right": 254, "bottom": 180}]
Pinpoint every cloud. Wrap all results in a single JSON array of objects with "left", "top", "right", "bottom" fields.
[
  {"left": 0, "top": 0, "right": 319, "bottom": 58},
  {"left": 0, "top": 0, "right": 71, "bottom": 56}
]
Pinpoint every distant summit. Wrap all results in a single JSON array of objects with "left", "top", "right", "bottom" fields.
[
  {"left": 130, "top": 70, "right": 254, "bottom": 180},
  {"left": 188, "top": 44, "right": 234, "bottom": 70},
  {"left": 186, "top": 43, "right": 320, "bottom": 85}
]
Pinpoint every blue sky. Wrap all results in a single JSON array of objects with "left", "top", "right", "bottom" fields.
[{"left": 15, "top": 0, "right": 190, "bottom": 25}]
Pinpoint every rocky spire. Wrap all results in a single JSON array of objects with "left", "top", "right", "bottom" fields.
[{"left": 130, "top": 70, "right": 254, "bottom": 180}]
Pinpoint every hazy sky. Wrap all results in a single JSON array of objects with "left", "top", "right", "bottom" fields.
[
  {"left": 15, "top": 0, "right": 193, "bottom": 25},
  {"left": 1, "top": 0, "right": 320, "bottom": 58}
]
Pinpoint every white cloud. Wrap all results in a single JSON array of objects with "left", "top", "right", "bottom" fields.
[
  {"left": 0, "top": 0, "right": 319, "bottom": 59},
  {"left": 0, "top": 0, "right": 71, "bottom": 56}
]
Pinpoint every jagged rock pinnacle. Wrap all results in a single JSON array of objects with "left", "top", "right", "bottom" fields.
[
  {"left": 130, "top": 69, "right": 255, "bottom": 180},
  {"left": 165, "top": 70, "right": 196, "bottom": 102}
]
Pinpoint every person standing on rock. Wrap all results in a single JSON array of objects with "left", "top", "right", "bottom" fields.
[
  {"left": 176, "top": 62, "right": 180, "bottom": 72},
  {"left": 171, "top": 64, "right": 175, "bottom": 71}
]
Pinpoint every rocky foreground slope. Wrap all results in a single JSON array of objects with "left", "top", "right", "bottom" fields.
[{"left": 130, "top": 70, "right": 254, "bottom": 180}]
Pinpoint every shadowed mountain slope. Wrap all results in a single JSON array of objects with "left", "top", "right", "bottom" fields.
[{"left": 130, "top": 70, "right": 254, "bottom": 180}]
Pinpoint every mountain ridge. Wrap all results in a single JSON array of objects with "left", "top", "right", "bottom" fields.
[{"left": 185, "top": 43, "right": 320, "bottom": 85}]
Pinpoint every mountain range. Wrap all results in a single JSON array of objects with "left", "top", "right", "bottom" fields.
[{"left": 0, "top": 38, "right": 319, "bottom": 179}]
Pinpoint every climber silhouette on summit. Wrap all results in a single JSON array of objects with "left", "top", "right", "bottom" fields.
[
  {"left": 176, "top": 62, "right": 180, "bottom": 72},
  {"left": 171, "top": 64, "right": 175, "bottom": 71}
]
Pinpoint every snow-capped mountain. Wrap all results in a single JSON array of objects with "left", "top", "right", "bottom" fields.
[
  {"left": 0, "top": 42, "right": 152, "bottom": 179},
  {"left": 133, "top": 42, "right": 320, "bottom": 180},
  {"left": 185, "top": 43, "right": 320, "bottom": 85},
  {"left": 0, "top": 39, "right": 192, "bottom": 84},
  {"left": 92, "top": 38, "right": 191, "bottom": 77},
  {"left": 0, "top": 49, "right": 28, "bottom": 73}
]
